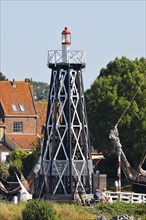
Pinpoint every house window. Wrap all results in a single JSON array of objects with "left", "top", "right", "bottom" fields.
[
  {"left": 13, "top": 122, "right": 23, "bottom": 132},
  {"left": 11, "top": 104, "right": 18, "bottom": 112},
  {"left": 19, "top": 104, "right": 26, "bottom": 112}
]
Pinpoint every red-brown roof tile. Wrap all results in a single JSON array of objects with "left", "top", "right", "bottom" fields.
[
  {"left": 5, "top": 134, "right": 39, "bottom": 150},
  {"left": 35, "top": 102, "right": 47, "bottom": 137},
  {"left": 0, "top": 81, "right": 37, "bottom": 116}
]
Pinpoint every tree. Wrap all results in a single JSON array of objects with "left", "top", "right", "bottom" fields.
[
  {"left": 9, "top": 148, "right": 29, "bottom": 176},
  {"left": 33, "top": 81, "right": 49, "bottom": 101},
  {"left": 0, "top": 161, "right": 9, "bottom": 179},
  {"left": 0, "top": 72, "right": 8, "bottom": 81},
  {"left": 85, "top": 57, "right": 146, "bottom": 165},
  {"left": 22, "top": 137, "right": 41, "bottom": 177}
]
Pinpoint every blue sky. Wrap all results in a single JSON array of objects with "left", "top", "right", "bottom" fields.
[{"left": 1, "top": 0, "right": 145, "bottom": 90}]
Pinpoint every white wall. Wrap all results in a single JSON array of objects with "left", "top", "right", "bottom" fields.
[{"left": 0, "top": 152, "right": 9, "bottom": 162}]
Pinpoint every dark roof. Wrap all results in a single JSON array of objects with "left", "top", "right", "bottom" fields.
[{"left": 0, "top": 142, "right": 11, "bottom": 152}]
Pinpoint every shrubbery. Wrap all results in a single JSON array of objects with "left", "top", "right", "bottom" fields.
[
  {"left": 0, "top": 200, "right": 146, "bottom": 220},
  {"left": 22, "top": 199, "right": 58, "bottom": 220},
  {"left": 97, "top": 201, "right": 146, "bottom": 219}
]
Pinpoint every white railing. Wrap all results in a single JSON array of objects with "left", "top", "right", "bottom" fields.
[
  {"left": 105, "top": 191, "right": 146, "bottom": 203},
  {"left": 83, "top": 192, "right": 146, "bottom": 204},
  {"left": 48, "top": 50, "right": 86, "bottom": 66}
]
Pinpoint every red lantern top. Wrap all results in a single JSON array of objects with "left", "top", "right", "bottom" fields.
[{"left": 62, "top": 27, "right": 71, "bottom": 45}]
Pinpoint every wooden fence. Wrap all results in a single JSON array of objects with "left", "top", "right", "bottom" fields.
[{"left": 105, "top": 191, "right": 146, "bottom": 203}]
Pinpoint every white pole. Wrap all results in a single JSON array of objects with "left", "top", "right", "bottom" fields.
[{"left": 117, "top": 150, "right": 121, "bottom": 192}]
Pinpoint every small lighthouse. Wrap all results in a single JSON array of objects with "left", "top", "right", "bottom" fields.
[
  {"left": 36, "top": 27, "right": 94, "bottom": 199},
  {"left": 62, "top": 27, "right": 71, "bottom": 62}
]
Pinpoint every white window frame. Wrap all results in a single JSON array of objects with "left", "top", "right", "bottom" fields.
[
  {"left": 11, "top": 104, "right": 18, "bottom": 112},
  {"left": 19, "top": 104, "right": 26, "bottom": 112},
  {"left": 13, "top": 122, "right": 23, "bottom": 133}
]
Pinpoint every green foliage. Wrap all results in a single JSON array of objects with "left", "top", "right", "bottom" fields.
[
  {"left": 22, "top": 199, "right": 58, "bottom": 220},
  {"left": 0, "top": 200, "right": 146, "bottom": 220},
  {"left": 10, "top": 148, "right": 29, "bottom": 161},
  {"left": 0, "top": 202, "right": 25, "bottom": 220},
  {"left": 30, "top": 137, "right": 41, "bottom": 158},
  {"left": 0, "top": 161, "right": 9, "bottom": 179},
  {"left": 9, "top": 148, "right": 29, "bottom": 175},
  {"left": 22, "top": 138, "right": 41, "bottom": 177},
  {"left": 96, "top": 201, "right": 146, "bottom": 219},
  {"left": 33, "top": 81, "right": 49, "bottom": 101},
  {"left": 85, "top": 57, "right": 146, "bottom": 164},
  {"left": 0, "top": 72, "right": 8, "bottom": 81}
]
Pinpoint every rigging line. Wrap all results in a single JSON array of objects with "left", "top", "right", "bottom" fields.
[
  {"left": 139, "top": 148, "right": 146, "bottom": 166},
  {"left": 115, "top": 77, "right": 146, "bottom": 128}
]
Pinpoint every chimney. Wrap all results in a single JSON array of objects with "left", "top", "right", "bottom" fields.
[
  {"left": 25, "top": 78, "right": 34, "bottom": 97},
  {"left": 12, "top": 79, "right": 16, "bottom": 88},
  {"left": 25, "top": 78, "right": 32, "bottom": 84}
]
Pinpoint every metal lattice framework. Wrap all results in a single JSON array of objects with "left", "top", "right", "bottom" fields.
[
  {"left": 37, "top": 50, "right": 93, "bottom": 197},
  {"left": 48, "top": 50, "right": 86, "bottom": 66}
]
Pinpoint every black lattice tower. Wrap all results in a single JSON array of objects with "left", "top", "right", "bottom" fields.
[{"left": 39, "top": 27, "right": 93, "bottom": 196}]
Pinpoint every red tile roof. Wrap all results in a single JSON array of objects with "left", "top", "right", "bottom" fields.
[
  {"left": 35, "top": 102, "right": 47, "bottom": 137},
  {"left": 0, "top": 80, "right": 37, "bottom": 116},
  {"left": 5, "top": 134, "right": 39, "bottom": 150}
]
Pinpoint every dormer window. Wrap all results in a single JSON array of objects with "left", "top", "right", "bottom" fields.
[
  {"left": 19, "top": 104, "right": 26, "bottom": 112},
  {"left": 11, "top": 104, "right": 18, "bottom": 112}
]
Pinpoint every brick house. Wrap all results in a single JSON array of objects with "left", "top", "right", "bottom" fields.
[{"left": 0, "top": 79, "right": 47, "bottom": 160}]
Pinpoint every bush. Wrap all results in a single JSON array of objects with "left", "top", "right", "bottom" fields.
[
  {"left": 0, "top": 161, "right": 9, "bottom": 179},
  {"left": 22, "top": 199, "right": 58, "bottom": 220},
  {"left": 0, "top": 202, "right": 25, "bottom": 220},
  {"left": 96, "top": 201, "right": 146, "bottom": 219}
]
